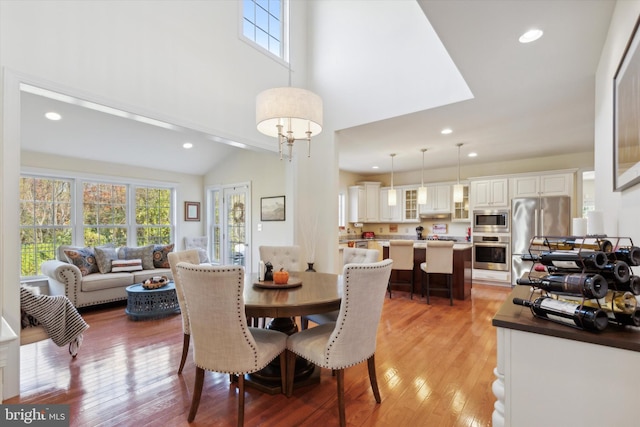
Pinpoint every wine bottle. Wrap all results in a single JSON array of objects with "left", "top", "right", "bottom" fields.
[
  {"left": 546, "top": 260, "right": 630, "bottom": 284},
  {"left": 608, "top": 246, "right": 640, "bottom": 267},
  {"left": 606, "top": 274, "right": 640, "bottom": 295},
  {"left": 513, "top": 296, "right": 609, "bottom": 331},
  {"left": 531, "top": 237, "right": 613, "bottom": 252},
  {"left": 561, "top": 291, "right": 637, "bottom": 314},
  {"left": 521, "top": 250, "right": 608, "bottom": 270},
  {"left": 516, "top": 273, "right": 608, "bottom": 299},
  {"left": 611, "top": 308, "right": 640, "bottom": 327}
]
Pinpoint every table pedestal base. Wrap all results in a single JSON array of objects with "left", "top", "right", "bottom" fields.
[{"left": 243, "top": 316, "right": 319, "bottom": 394}]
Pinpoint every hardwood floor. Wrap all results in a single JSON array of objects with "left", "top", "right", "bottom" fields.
[{"left": 5, "top": 283, "right": 511, "bottom": 427}]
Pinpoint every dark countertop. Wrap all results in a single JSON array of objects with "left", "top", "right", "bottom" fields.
[{"left": 492, "top": 285, "right": 640, "bottom": 352}]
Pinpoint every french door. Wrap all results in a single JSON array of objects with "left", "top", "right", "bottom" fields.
[{"left": 208, "top": 183, "right": 251, "bottom": 269}]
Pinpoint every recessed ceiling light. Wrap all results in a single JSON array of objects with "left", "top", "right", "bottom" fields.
[
  {"left": 519, "top": 29, "right": 543, "bottom": 44},
  {"left": 441, "top": 128, "right": 452, "bottom": 135},
  {"left": 468, "top": 152, "right": 477, "bottom": 158},
  {"left": 372, "top": 165, "right": 379, "bottom": 169},
  {"left": 45, "top": 112, "right": 62, "bottom": 121},
  {"left": 183, "top": 142, "right": 193, "bottom": 149}
]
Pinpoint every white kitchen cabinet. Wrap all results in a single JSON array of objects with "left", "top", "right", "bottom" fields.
[
  {"left": 379, "top": 187, "right": 402, "bottom": 222},
  {"left": 452, "top": 184, "right": 470, "bottom": 221},
  {"left": 348, "top": 182, "right": 380, "bottom": 223},
  {"left": 511, "top": 173, "right": 573, "bottom": 198},
  {"left": 402, "top": 187, "right": 419, "bottom": 222},
  {"left": 470, "top": 179, "right": 508, "bottom": 208},
  {"left": 419, "top": 184, "right": 451, "bottom": 214}
]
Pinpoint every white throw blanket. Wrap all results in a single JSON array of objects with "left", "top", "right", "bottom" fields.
[{"left": 20, "top": 286, "right": 89, "bottom": 355}]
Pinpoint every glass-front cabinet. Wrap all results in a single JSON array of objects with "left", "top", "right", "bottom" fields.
[
  {"left": 403, "top": 187, "right": 419, "bottom": 222},
  {"left": 452, "top": 185, "right": 469, "bottom": 222}
]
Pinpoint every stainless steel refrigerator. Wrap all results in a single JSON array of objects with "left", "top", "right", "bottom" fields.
[{"left": 511, "top": 196, "right": 571, "bottom": 285}]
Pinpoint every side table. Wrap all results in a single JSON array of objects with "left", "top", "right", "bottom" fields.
[{"left": 125, "top": 282, "right": 181, "bottom": 321}]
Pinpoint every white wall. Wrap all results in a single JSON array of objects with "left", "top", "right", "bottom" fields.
[{"left": 594, "top": 0, "right": 640, "bottom": 240}]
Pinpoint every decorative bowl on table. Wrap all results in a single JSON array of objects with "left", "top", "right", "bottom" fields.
[{"left": 142, "top": 275, "right": 169, "bottom": 290}]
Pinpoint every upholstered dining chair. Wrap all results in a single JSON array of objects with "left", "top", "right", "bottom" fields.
[
  {"left": 387, "top": 239, "right": 415, "bottom": 299},
  {"left": 420, "top": 240, "right": 455, "bottom": 305},
  {"left": 259, "top": 245, "right": 302, "bottom": 272},
  {"left": 167, "top": 249, "right": 201, "bottom": 374},
  {"left": 183, "top": 236, "right": 210, "bottom": 263},
  {"left": 285, "top": 259, "right": 393, "bottom": 427},
  {"left": 175, "top": 262, "right": 287, "bottom": 426},
  {"left": 301, "top": 247, "right": 379, "bottom": 330}
]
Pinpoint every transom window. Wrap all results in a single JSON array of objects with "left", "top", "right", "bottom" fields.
[{"left": 242, "top": 0, "right": 284, "bottom": 58}]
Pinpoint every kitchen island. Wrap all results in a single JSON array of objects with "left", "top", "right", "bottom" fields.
[
  {"left": 491, "top": 285, "right": 640, "bottom": 426},
  {"left": 382, "top": 242, "right": 472, "bottom": 300}
]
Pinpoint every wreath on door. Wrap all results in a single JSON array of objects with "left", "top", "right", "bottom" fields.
[{"left": 232, "top": 202, "right": 245, "bottom": 223}]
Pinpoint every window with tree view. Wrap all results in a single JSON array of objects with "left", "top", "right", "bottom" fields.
[
  {"left": 20, "top": 174, "right": 175, "bottom": 277},
  {"left": 135, "top": 187, "right": 172, "bottom": 245},
  {"left": 20, "top": 176, "right": 73, "bottom": 276},
  {"left": 83, "top": 182, "right": 128, "bottom": 247}
]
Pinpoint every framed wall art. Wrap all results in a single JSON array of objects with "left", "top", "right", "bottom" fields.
[
  {"left": 260, "top": 196, "right": 285, "bottom": 221},
  {"left": 184, "top": 201, "right": 200, "bottom": 221},
  {"left": 614, "top": 15, "right": 640, "bottom": 191}
]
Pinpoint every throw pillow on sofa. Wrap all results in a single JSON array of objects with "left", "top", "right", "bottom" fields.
[
  {"left": 64, "top": 247, "right": 99, "bottom": 276},
  {"left": 118, "top": 245, "right": 155, "bottom": 270},
  {"left": 111, "top": 259, "right": 143, "bottom": 272},
  {"left": 94, "top": 246, "right": 119, "bottom": 274},
  {"left": 152, "top": 243, "right": 174, "bottom": 268}
]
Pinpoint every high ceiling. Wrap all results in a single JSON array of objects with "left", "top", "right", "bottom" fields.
[{"left": 20, "top": 1, "right": 616, "bottom": 176}]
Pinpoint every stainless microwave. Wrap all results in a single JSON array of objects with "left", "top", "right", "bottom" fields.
[{"left": 473, "top": 209, "right": 509, "bottom": 233}]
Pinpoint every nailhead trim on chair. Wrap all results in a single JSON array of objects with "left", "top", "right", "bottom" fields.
[
  {"left": 179, "top": 264, "right": 266, "bottom": 373},
  {"left": 322, "top": 263, "right": 385, "bottom": 369}
]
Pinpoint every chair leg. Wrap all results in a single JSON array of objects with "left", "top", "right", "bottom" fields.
[
  {"left": 367, "top": 354, "right": 381, "bottom": 403},
  {"left": 337, "top": 369, "right": 346, "bottom": 427},
  {"left": 387, "top": 280, "right": 392, "bottom": 298},
  {"left": 279, "top": 351, "right": 287, "bottom": 395},
  {"left": 410, "top": 271, "right": 414, "bottom": 300},
  {"left": 188, "top": 366, "right": 205, "bottom": 422},
  {"left": 178, "top": 333, "right": 190, "bottom": 375},
  {"left": 301, "top": 316, "right": 309, "bottom": 330},
  {"left": 421, "top": 271, "right": 425, "bottom": 298},
  {"left": 426, "top": 273, "right": 431, "bottom": 305},
  {"left": 237, "top": 373, "right": 245, "bottom": 427},
  {"left": 286, "top": 349, "right": 297, "bottom": 397}
]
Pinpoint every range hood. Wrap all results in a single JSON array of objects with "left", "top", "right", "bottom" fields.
[{"left": 419, "top": 212, "right": 452, "bottom": 220}]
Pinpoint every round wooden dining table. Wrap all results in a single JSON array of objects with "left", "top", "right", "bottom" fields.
[
  {"left": 244, "top": 271, "right": 342, "bottom": 318},
  {"left": 242, "top": 271, "right": 343, "bottom": 394}
]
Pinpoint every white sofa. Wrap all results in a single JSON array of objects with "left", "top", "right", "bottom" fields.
[{"left": 41, "top": 244, "right": 174, "bottom": 308}]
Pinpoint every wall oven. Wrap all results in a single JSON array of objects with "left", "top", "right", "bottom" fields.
[
  {"left": 473, "top": 235, "right": 510, "bottom": 271},
  {"left": 473, "top": 209, "right": 510, "bottom": 233}
]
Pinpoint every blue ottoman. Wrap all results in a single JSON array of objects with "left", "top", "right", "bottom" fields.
[{"left": 125, "top": 282, "right": 180, "bottom": 321}]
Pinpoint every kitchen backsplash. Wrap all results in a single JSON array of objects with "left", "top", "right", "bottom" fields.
[{"left": 340, "top": 221, "right": 470, "bottom": 241}]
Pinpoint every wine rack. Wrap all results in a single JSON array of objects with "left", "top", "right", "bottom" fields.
[{"left": 514, "top": 235, "right": 640, "bottom": 332}]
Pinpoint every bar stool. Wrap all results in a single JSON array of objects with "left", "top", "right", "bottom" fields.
[
  {"left": 420, "top": 240, "right": 455, "bottom": 305},
  {"left": 387, "top": 240, "right": 415, "bottom": 299}
]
